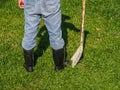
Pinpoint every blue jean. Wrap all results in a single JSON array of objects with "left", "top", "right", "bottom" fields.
[{"left": 22, "top": 0, "right": 65, "bottom": 50}]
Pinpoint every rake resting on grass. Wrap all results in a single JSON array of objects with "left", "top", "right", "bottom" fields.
[{"left": 71, "top": 0, "right": 86, "bottom": 68}]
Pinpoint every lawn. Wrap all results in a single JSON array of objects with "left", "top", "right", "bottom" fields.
[{"left": 0, "top": 0, "right": 120, "bottom": 89}]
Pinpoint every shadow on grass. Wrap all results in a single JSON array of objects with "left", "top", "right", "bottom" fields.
[
  {"left": 0, "top": 0, "right": 10, "bottom": 8},
  {"left": 61, "top": 15, "right": 79, "bottom": 60},
  {"left": 62, "top": 15, "right": 89, "bottom": 63},
  {"left": 34, "top": 26, "right": 49, "bottom": 65},
  {"left": 34, "top": 14, "right": 89, "bottom": 66}
]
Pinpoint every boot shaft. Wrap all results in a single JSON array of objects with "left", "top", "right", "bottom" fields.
[
  {"left": 23, "top": 49, "right": 34, "bottom": 66},
  {"left": 52, "top": 48, "right": 65, "bottom": 71}
]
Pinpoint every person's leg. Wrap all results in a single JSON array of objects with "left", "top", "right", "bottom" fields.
[
  {"left": 22, "top": 0, "right": 41, "bottom": 72},
  {"left": 43, "top": 0, "right": 64, "bottom": 50},
  {"left": 43, "top": 0, "right": 65, "bottom": 71}
]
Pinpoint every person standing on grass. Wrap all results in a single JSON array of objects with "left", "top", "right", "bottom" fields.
[{"left": 18, "top": 0, "right": 67, "bottom": 72}]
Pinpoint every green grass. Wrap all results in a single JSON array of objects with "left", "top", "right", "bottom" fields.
[{"left": 0, "top": 0, "right": 120, "bottom": 89}]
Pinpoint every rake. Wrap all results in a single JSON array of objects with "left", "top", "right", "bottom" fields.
[{"left": 71, "top": 0, "right": 86, "bottom": 68}]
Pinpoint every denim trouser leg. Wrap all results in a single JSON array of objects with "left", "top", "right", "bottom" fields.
[
  {"left": 22, "top": 0, "right": 41, "bottom": 50},
  {"left": 43, "top": 3, "right": 64, "bottom": 50},
  {"left": 22, "top": 0, "right": 64, "bottom": 50}
]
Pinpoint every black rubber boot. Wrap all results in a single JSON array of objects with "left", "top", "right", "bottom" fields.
[
  {"left": 23, "top": 49, "right": 34, "bottom": 72},
  {"left": 52, "top": 47, "right": 65, "bottom": 71}
]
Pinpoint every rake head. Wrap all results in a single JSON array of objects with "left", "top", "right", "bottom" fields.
[{"left": 71, "top": 45, "right": 83, "bottom": 68}]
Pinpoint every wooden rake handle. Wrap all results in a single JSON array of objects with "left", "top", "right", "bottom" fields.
[
  {"left": 80, "top": 0, "right": 86, "bottom": 45},
  {"left": 71, "top": 0, "right": 86, "bottom": 68}
]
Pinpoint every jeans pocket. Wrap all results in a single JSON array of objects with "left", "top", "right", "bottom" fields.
[
  {"left": 43, "top": 0, "right": 60, "bottom": 13},
  {"left": 24, "top": 0, "right": 35, "bottom": 13}
]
